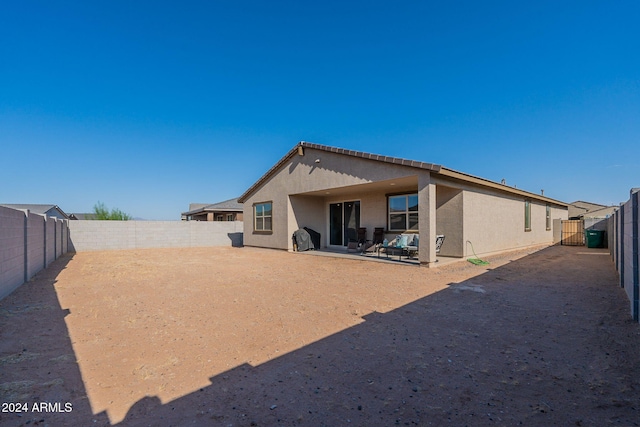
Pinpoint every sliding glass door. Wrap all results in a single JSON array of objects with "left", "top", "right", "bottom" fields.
[{"left": 329, "top": 201, "right": 360, "bottom": 246}]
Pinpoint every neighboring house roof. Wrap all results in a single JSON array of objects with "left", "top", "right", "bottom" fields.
[
  {"left": 69, "top": 213, "right": 98, "bottom": 220},
  {"left": 0, "top": 204, "right": 69, "bottom": 219},
  {"left": 182, "top": 198, "right": 243, "bottom": 217},
  {"left": 580, "top": 206, "right": 617, "bottom": 218},
  {"left": 570, "top": 201, "right": 606, "bottom": 210},
  {"left": 188, "top": 203, "right": 210, "bottom": 212},
  {"left": 238, "top": 141, "right": 569, "bottom": 208},
  {"left": 568, "top": 200, "right": 616, "bottom": 219}
]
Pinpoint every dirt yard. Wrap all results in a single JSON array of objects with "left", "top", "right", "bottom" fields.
[{"left": 1, "top": 245, "right": 639, "bottom": 426}]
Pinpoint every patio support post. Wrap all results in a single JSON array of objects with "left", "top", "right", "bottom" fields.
[{"left": 418, "top": 173, "right": 437, "bottom": 267}]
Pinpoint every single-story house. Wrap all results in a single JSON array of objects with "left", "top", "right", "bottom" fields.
[
  {"left": 238, "top": 142, "right": 569, "bottom": 266},
  {"left": 182, "top": 198, "right": 243, "bottom": 221},
  {"left": 568, "top": 201, "right": 617, "bottom": 220},
  {"left": 0, "top": 204, "right": 69, "bottom": 220},
  {"left": 69, "top": 213, "right": 98, "bottom": 220}
]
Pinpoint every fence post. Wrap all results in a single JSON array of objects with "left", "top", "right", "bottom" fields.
[
  {"left": 42, "top": 216, "right": 46, "bottom": 268},
  {"left": 620, "top": 203, "right": 625, "bottom": 288},
  {"left": 617, "top": 210, "right": 621, "bottom": 271},
  {"left": 613, "top": 214, "right": 617, "bottom": 265},
  {"left": 632, "top": 191, "right": 639, "bottom": 322},
  {"left": 23, "top": 210, "right": 28, "bottom": 283}
]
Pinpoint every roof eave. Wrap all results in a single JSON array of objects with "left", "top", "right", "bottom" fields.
[
  {"left": 238, "top": 141, "right": 443, "bottom": 203},
  {"left": 437, "top": 167, "right": 569, "bottom": 207}
]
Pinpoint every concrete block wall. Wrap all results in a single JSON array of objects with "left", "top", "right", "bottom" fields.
[
  {"left": 0, "top": 206, "right": 26, "bottom": 300},
  {"left": 0, "top": 206, "right": 68, "bottom": 301},
  {"left": 46, "top": 217, "right": 56, "bottom": 266},
  {"left": 68, "top": 220, "right": 244, "bottom": 252},
  {"left": 609, "top": 191, "right": 639, "bottom": 323},
  {"left": 26, "top": 212, "right": 46, "bottom": 279}
]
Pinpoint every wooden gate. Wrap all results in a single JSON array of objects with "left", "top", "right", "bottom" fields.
[{"left": 561, "top": 220, "right": 585, "bottom": 246}]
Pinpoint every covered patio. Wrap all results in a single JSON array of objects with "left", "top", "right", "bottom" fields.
[
  {"left": 288, "top": 173, "right": 463, "bottom": 267},
  {"left": 294, "top": 245, "right": 466, "bottom": 267}
]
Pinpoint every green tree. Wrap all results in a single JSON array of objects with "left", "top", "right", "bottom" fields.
[{"left": 93, "top": 202, "right": 132, "bottom": 220}]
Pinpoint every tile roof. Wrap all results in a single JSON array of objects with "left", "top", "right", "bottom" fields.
[
  {"left": 238, "top": 142, "right": 441, "bottom": 203},
  {"left": 238, "top": 142, "right": 568, "bottom": 208},
  {"left": 182, "top": 198, "right": 243, "bottom": 216},
  {"left": 0, "top": 204, "right": 69, "bottom": 218}
]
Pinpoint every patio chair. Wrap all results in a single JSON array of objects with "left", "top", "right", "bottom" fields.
[
  {"left": 381, "top": 234, "right": 445, "bottom": 260},
  {"left": 379, "top": 233, "right": 417, "bottom": 260},
  {"left": 357, "top": 227, "right": 367, "bottom": 245},
  {"left": 404, "top": 234, "right": 445, "bottom": 259},
  {"left": 435, "top": 235, "right": 445, "bottom": 253},
  {"left": 346, "top": 228, "right": 359, "bottom": 252},
  {"left": 373, "top": 227, "right": 385, "bottom": 244}
]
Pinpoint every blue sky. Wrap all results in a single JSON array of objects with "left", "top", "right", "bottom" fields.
[{"left": 1, "top": 1, "right": 638, "bottom": 220}]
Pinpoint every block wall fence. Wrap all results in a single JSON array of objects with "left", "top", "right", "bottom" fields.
[
  {"left": 608, "top": 190, "right": 640, "bottom": 323},
  {"left": 1, "top": 206, "right": 244, "bottom": 301},
  {"left": 67, "top": 220, "right": 243, "bottom": 251},
  {"left": 0, "top": 206, "right": 69, "bottom": 301}
]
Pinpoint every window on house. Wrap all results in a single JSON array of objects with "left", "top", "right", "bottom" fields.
[
  {"left": 227, "top": 214, "right": 234, "bottom": 221},
  {"left": 216, "top": 215, "right": 224, "bottom": 221},
  {"left": 388, "top": 194, "right": 418, "bottom": 231},
  {"left": 525, "top": 200, "right": 531, "bottom": 231},
  {"left": 254, "top": 202, "right": 272, "bottom": 231},
  {"left": 546, "top": 205, "right": 551, "bottom": 230}
]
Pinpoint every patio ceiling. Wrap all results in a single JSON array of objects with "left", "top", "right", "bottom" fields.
[{"left": 293, "top": 176, "right": 419, "bottom": 198}]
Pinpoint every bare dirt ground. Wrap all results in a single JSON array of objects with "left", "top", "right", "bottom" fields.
[{"left": 1, "top": 244, "right": 639, "bottom": 427}]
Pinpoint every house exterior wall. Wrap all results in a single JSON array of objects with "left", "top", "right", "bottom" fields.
[
  {"left": 436, "top": 186, "right": 464, "bottom": 257},
  {"left": 187, "top": 212, "right": 243, "bottom": 221},
  {"left": 461, "top": 188, "right": 567, "bottom": 257},
  {"left": 324, "top": 191, "right": 391, "bottom": 245},
  {"left": 242, "top": 147, "right": 425, "bottom": 250},
  {"left": 288, "top": 195, "right": 325, "bottom": 246},
  {"left": 44, "top": 207, "right": 67, "bottom": 220},
  {"left": 241, "top": 145, "right": 568, "bottom": 259}
]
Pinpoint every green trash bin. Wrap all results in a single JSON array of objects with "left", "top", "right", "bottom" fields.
[{"left": 585, "top": 229, "right": 605, "bottom": 248}]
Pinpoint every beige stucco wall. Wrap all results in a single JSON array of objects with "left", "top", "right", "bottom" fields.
[
  {"left": 288, "top": 192, "right": 391, "bottom": 249},
  {"left": 242, "top": 147, "right": 426, "bottom": 250},
  {"left": 323, "top": 191, "right": 390, "bottom": 245},
  {"left": 436, "top": 186, "right": 464, "bottom": 257},
  {"left": 242, "top": 145, "right": 569, "bottom": 258},
  {"left": 288, "top": 195, "right": 324, "bottom": 246},
  {"left": 461, "top": 188, "right": 568, "bottom": 257}
]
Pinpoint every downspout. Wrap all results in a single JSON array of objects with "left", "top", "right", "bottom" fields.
[{"left": 632, "top": 191, "right": 639, "bottom": 322}]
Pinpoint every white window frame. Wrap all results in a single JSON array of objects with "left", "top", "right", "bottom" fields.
[{"left": 254, "top": 202, "right": 272, "bottom": 232}]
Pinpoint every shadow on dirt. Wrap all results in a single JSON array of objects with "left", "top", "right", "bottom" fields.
[
  {"left": 115, "top": 246, "right": 639, "bottom": 426},
  {"left": 2, "top": 246, "right": 639, "bottom": 426},
  {"left": 0, "top": 254, "right": 111, "bottom": 426}
]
